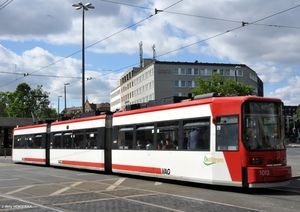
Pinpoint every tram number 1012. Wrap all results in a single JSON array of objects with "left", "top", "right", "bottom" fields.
[{"left": 259, "top": 170, "right": 270, "bottom": 176}]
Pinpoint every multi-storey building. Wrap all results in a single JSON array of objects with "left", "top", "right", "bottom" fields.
[
  {"left": 110, "top": 59, "right": 263, "bottom": 111},
  {"left": 283, "top": 105, "right": 298, "bottom": 136}
]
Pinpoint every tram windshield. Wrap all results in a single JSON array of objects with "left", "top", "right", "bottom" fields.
[{"left": 242, "top": 101, "right": 284, "bottom": 150}]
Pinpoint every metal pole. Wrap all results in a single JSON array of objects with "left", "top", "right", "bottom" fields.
[
  {"left": 57, "top": 95, "right": 62, "bottom": 117},
  {"left": 234, "top": 69, "right": 237, "bottom": 82},
  {"left": 72, "top": 2, "right": 94, "bottom": 113},
  {"left": 234, "top": 66, "right": 241, "bottom": 82},
  {"left": 82, "top": 8, "right": 85, "bottom": 113},
  {"left": 58, "top": 96, "right": 60, "bottom": 115},
  {"left": 64, "top": 84, "right": 69, "bottom": 114},
  {"left": 64, "top": 85, "right": 66, "bottom": 114}
]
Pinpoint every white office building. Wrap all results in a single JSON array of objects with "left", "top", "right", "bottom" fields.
[{"left": 110, "top": 59, "right": 263, "bottom": 111}]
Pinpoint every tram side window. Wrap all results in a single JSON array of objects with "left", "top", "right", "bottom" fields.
[
  {"left": 73, "top": 130, "right": 85, "bottom": 149},
  {"left": 96, "top": 127, "right": 105, "bottom": 149},
  {"left": 183, "top": 118, "right": 210, "bottom": 151},
  {"left": 18, "top": 136, "right": 28, "bottom": 148},
  {"left": 84, "top": 128, "right": 104, "bottom": 149},
  {"left": 63, "top": 132, "right": 72, "bottom": 149},
  {"left": 13, "top": 136, "right": 22, "bottom": 148},
  {"left": 28, "top": 135, "right": 42, "bottom": 148},
  {"left": 136, "top": 125, "right": 154, "bottom": 149},
  {"left": 34, "top": 135, "right": 43, "bottom": 148},
  {"left": 216, "top": 115, "right": 238, "bottom": 151},
  {"left": 86, "top": 132, "right": 97, "bottom": 149},
  {"left": 52, "top": 133, "right": 62, "bottom": 148},
  {"left": 115, "top": 126, "right": 133, "bottom": 149},
  {"left": 157, "top": 121, "right": 179, "bottom": 150},
  {"left": 26, "top": 136, "right": 34, "bottom": 148}
]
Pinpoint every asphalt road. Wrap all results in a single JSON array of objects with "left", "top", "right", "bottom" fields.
[{"left": 0, "top": 147, "right": 299, "bottom": 212}]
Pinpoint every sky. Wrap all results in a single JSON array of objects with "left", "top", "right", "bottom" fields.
[{"left": 1, "top": 0, "right": 300, "bottom": 113}]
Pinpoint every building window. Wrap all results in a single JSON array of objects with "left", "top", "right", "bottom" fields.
[
  {"left": 187, "top": 81, "right": 193, "bottom": 87},
  {"left": 194, "top": 68, "right": 199, "bottom": 75},
  {"left": 250, "top": 73, "right": 257, "bottom": 82},
  {"left": 174, "top": 68, "right": 179, "bottom": 75},
  {"left": 200, "top": 69, "right": 212, "bottom": 76},
  {"left": 175, "top": 93, "right": 186, "bottom": 96},
  {"left": 180, "top": 68, "right": 186, "bottom": 75},
  {"left": 219, "top": 69, "right": 224, "bottom": 75},
  {"left": 187, "top": 68, "right": 192, "bottom": 75},
  {"left": 175, "top": 80, "right": 186, "bottom": 87},
  {"left": 225, "top": 69, "right": 230, "bottom": 76},
  {"left": 237, "top": 70, "right": 243, "bottom": 77},
  {"left": 200, "top": 69, "right": 205, "bottom": 76},
  {"left": 174, "top": 80, "right": 179, "bottom": 87},
  {"left": 231, "top": 69, "right": 236, "bottom": 76}
]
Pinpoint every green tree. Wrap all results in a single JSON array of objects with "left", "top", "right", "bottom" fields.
[
  {"left": 191, "top": 73, "right": 254, "bottom": 96},
  {"left": 296, "top": 106, "right": 300, "bottom": 120},
  {"left": 31, "top": 85, "right": 53, "bottom": 118},
  {"left": 5, "top": 83, "right": 57, "bottom": 118},
  {"left": 295, "top": 107, "right": 300, "bottom": 132},
  {"left": 6, "top": 83, "right": 32, "bottom": 117},
  {"left": 0, "top": 91, "right": 9, "bottom": 117},
  {"left": 39, "top": 107, "right": 57, "bottom": 119}
]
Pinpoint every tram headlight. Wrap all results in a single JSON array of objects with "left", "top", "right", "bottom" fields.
[{"left": 249, "top": 157, "right": 263, "bottom": 165}]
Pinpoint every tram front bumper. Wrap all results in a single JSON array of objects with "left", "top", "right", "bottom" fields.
[{"left": 247, "top": 166, "right": 292, "bottom": 183}]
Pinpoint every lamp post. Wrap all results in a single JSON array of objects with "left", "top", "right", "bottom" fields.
[
  {"left": 57, "top": 95, "right": 62, "bottom": 116},
  {"left": 234, "top": 66, "right": 241, "bottom": 82},
  {"left": 64, "top": 83, "right": 70, "bottom": 115},
  {"left": 72, "top": 2, "right": 95, "bottom": 113}
]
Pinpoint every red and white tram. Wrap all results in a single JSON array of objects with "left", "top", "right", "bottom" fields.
[
  {"left": 12, "top": 93, "right": 292, "bottom": 188},
  {"left": 48, "top": 115, "right": 109, "bottom": 171},
  {"left": 13, "top": 123, "right": 48, "bottom": 165}
]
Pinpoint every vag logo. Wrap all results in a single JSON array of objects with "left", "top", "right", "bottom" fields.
[{"left": 161, "top": 168, "right": 170, "bottom": 175}]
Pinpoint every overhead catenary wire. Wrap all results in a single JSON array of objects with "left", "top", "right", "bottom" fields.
[
  {"left": 102, "top": 0, "right": 300, "bottom": 29},
  {"left": 0, "top": 1, "right": 181, "bottom": 90},
  {"left": 0, "top": 0, "right": 13, "bottom": 11},
  {"left": 0, "top": 2, "right": 299, "bottom": 93}
]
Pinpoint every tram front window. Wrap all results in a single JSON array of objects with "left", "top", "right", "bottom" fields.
[{"left": 242, "top": 101, "right": 284, "bottom": 150}]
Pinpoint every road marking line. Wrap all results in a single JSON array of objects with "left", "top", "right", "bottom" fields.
[
  {"left": 77, "top": 173, "right": 92, "bottom": 176},
  {"left": 49, "top": 182, "right": 83, "bottom": 196},
  {"left": 155, "top": 182, "right": 162, "bottom": 185},
  {"left": 0, "top": 178, "right": 19, "bottom": 181},
  {"left": 106, "top": 178, "right": 126, "bottom": 190},
  {"left": 49, "top": 187, "right": 71, "bottom": 196},
  {"left": 5, "top": 185, "right": 34, "bottom": 195},
  {"left": 1, "top": 193, "right": 64, "bottom": 212},
  {"left": 71, "top": 182, "right": 83, "bottom": 187}
]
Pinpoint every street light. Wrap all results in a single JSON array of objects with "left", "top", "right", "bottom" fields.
[
  {"left": 234, "top": 66, "right": 241, "bottom": 82},
  {"left": 72, "top": 2, "right": 95, "bottom": 113},
  {"left": 57, "top": 95, "right": 62, "bottom": 116},
  {"left": 64, "top": 83, "right": 70, "bottom": 115}
]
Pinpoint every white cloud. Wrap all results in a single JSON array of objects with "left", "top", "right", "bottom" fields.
[
  {"left": 1, "top": 0, "right": 300, "bottom": 107},
  {"left": 0, "top": 44, "right": 119, "bottom": 108}
]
